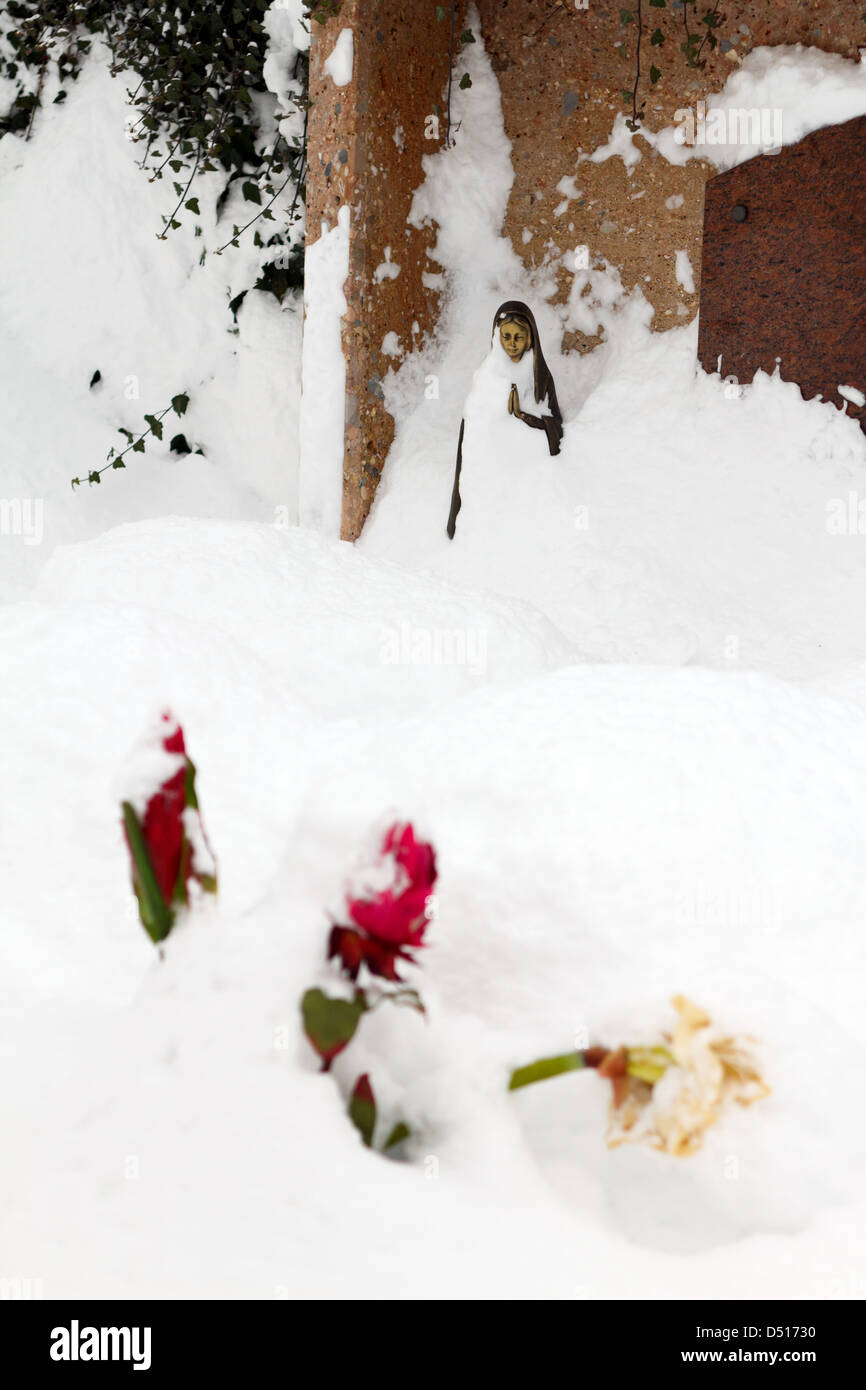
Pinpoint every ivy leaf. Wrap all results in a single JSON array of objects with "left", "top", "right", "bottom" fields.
[
  {"left": 143, "top": 413, "right": 163, "bottom": 440},
  {"left": 228, "top": 290, "right": 247, "bottom": 320},
  {"left": 649, "top": 0, "right": 666, "bottom": 6},
  {"left": 651, "top": 27, "right": 665, "bottom": 45},
  {"left": 87, "top": 470, "right": 101, "bottom": 485},
  {"left": 171, "top": 392, "right": 190, "bottom": 416},
  {"left": 620, "top": 8, "right": 634, "bottom": 23},
  {"left": 169, "top": 159, "right": 183, "bottom": 172},
  {"left": 348, "top": 1073, "right": 376, "bottom": 1148},
  {"left": 132, "top": 438, "right": 146, "bottom": 453},
  {"left": 170, "top": 433, "right": 191, "bottom": 455},
  {"left": 650, "top": 65, "right": 662, "bottom": 83},
  {"left": 185, "top": 197, "right": 200, "bottom": 214},
  {"left": 459, "top": 73, "right": 472, "bottom": 90},
  {"left": 242, "top": 179, "right": 261, "bottom": 204},
  {"left": 89, "top": 369, "right": 101, "bottom": 388},
  {"left": 459, "top": 29, "right": 476, "bottom": 44},
  {"left": 435, "top": 5, "right": 446, "bottom": 19}
]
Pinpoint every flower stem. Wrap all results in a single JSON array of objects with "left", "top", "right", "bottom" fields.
[{"left": 508, "top": 1051, "right": 585, "bottom": 1091}]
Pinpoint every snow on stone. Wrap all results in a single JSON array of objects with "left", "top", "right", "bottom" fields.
[
  {"left": 675, "top": 249, "right": 695, "bottom": 294},
  {"left": 381, "top": 331, "right": 402, "bottom": 357},
  {"left": 298, "top": 205, "right": 349, "bottom": 533},
  {"left": 324, "top": 27, "right": 354, "bottom": 87},
  {"left": 839, "top": 384, "right": 866, "bottom": 408},
  {"left": 373, "top": 246, "right": 401, "bottom": 283},
  {"left": 591, "top": 45, "right": 866, "bottom": 171}
]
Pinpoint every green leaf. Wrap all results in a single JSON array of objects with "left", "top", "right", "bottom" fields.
[
  {"left": 132, "top": 438, "right": 146, "bottom": 453},
  {"left": 459, "top": 73, "right": 472, "bottom": 90},
  {"left": 122, "top": 801, "right": 174, "bottom": 944},
  {"left": 384, "top": 1121, "right": 410, "bottom": 1150},
  {"left": 89, "top": 369, "right": 101, "bottom": 388},
  {"left": 348, "top": 1073, "right": 376, "bottom": 1147},
  {"left": 185, "top": 197, "right": 200, "bottom": 214},
  {"left": 169, "top": 159, "right": 183, "bottom": 172},
  {"left": 171, "top": 392, "right": 190, "bottom": 416},
  {"left": 650, "top": 65, "right": 661, "bottom": 83},
  {"left": 301, "top": 988, "right": 366, "bottom": 1069},
  {"left": 435, "top": 5, "right": 446, "bottom": 19},
  {"left": 87, "top": 471, "right": 101, "bottom": 486},
  {"left": 650, "top": 27, "right": 665, "bottom": 45},
  {"left": 242, "top": 179, "right": 261, "bottom": 204},
  {"left": 459, "top": 29, "right": 475, "bottom": 44},
  {"left": 620, "top": 8, "right": 634, "bottom": 23},
  {"left": 649, "top": 0, "right": 666, "bottom": 6},
  {"left": 143, "top": 413, "right": 164, "bottom": 440}
]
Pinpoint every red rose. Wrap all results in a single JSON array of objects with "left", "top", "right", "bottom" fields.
[
  {"left": 332, "top": 822, "right": 437, "bottom": 981},
  {"left": 139, "top": 717, "right": 189, "bottom": 905},
  {"left": 121, "top": 712, "right": 217, "bottom": 943}
]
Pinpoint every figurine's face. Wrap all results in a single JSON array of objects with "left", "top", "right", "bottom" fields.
[{"left": 499, "top": 319, "right": 530, "bottom": 362}]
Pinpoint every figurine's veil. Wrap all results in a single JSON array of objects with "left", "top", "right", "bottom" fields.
[{"left": 491, "top": 300, "right": 558, "bottom": 414}]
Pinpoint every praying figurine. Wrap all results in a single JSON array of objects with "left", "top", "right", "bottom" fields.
[{"left": 447, "top": 300, "right": 563, "bottom": 539}]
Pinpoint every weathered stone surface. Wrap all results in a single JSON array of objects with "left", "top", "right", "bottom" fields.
[
  {"left": 698, "top": 115, "right": 866, "bottom": 429},
  {"left": 305, "top": 2, "right": 461, "bottom": 541}
]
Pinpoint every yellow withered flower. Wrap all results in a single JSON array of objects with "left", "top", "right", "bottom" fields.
[{"left": 604, "top": 995, "right": 770, "bottom": 1156}]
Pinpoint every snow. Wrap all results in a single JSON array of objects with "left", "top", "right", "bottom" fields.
[
  {"left": 324, "top": 28, "right": 354, "bottom": 88},
  {"left": 3, "top": 21, "right": 866, "bottom": 1300},
  {"left": 0, "top": 53, "right": 302, "bottom": 603},
  {"left": 839, "top": 384, "right": 866, "bottom": 409},
  {"left": 373, "top": 246, "right": 401, "bottom": 283},
  {"left": 262, "top": 0, "right": 310, "bottom": 107},
  {"left": 298, "top": 204, "right": 350, "bottom": 533},
  {"left": 675, "top": 249, "right": 695, "bottom": 294}
]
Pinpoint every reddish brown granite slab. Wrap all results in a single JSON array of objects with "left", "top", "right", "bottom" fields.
[{"left": 698, "top": 115, "right": 866, "bottom": 430}]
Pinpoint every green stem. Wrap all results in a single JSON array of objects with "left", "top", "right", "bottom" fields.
[{"left": 508, "top": 1051, "right": 585, "bottom": 1091}]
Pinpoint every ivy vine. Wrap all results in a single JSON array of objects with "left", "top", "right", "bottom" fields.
[
  {"left": 0, "top": 2, "right": 310, "bottom": 302},
  {"left": 618, "top": 0, "right": 728, "bottom": 132}
]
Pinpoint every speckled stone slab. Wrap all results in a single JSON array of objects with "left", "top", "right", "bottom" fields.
[{"left": 698, "top": 114, "right": 866, "bottom": 430}]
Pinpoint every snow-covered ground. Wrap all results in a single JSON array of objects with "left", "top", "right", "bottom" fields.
[{"left": 2, "top": 17, "right": 866, "bottom": 1299}]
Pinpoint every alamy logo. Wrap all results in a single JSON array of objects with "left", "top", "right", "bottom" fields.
[
  {"left": 49, "top": 1320, "right": 152, "bottom": 1371},
  {"left": 673, "top": 101, "right": 783, "bottom": 152},
  {"left": 0, "top": 497, "right": 43, "bottom": 546}
]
